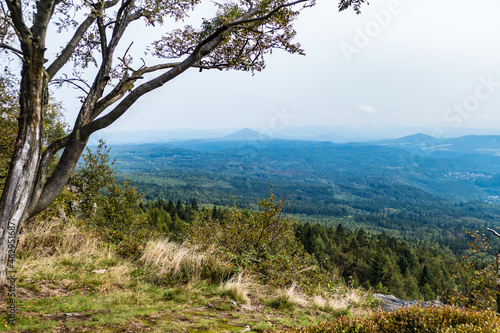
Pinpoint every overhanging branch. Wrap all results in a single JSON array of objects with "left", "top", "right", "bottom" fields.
[
  {"left": 227, "top": 0, "right": 310, "bottom": 27},
  {"left": 488, "top": 228, "right": 500, "bottom": 239},
  {"left": 90, "top": 61, "right": 227, "bottom": 121},
  {"left": 46, "top": 15, "right": 96, "bottom": 79},
  {"left": 82, "top": 0, "right": 310, "bottom": 135}
]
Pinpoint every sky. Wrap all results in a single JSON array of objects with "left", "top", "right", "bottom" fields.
[{"left": 52, "top": 0, "right": 500, "bottom": 135}]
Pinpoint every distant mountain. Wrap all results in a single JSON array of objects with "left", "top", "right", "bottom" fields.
[
  {"left": 374, "top": 133, "right": 439, "bottom": 145},
  {"left": 370, "top": 134, "right": 500, "bottom": 157},
  {"left": 219, "top": 128, "right": 261, "bottom": 141},
  {"left": 445, "top": 135, "right": 500, "bottom": 155},
  {"left": 89, "top": 126, "right": 500, "bottom": 145}
]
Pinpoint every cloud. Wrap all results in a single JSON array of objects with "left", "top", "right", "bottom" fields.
[{"left": 357, "top": 104, "right": 377, "bottom": 114}]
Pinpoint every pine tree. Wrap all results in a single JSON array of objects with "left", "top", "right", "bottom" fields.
[
  {"left": 335, "top": 223, "right": 346, "bottom": 243},
  {"left": 166, "top": 200, "right": 175, "bottom": 216},
  {"left": 369, "top": 252, "right": 387, "bottom": 288},
  {"left": 419, "top": 265, "right": 433, "bottom": 287},
  {"left": 176, "top": 199, "right": 186, "bottom": 220},
  {"left": 191, "top": 198, "right": 199, "bottom": 211},
  {"left": 356, "top": 228, "right": 368, "bottom": 247}
]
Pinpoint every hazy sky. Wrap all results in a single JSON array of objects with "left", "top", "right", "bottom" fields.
[{"left": 54, "top": 0, "right": 500, "bottom": 133}]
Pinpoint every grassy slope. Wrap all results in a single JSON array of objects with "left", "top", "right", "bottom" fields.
[{"left": 0, "top": 219, "right": 373, "bottom": 332}]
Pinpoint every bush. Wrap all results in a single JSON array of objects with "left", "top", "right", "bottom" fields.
[
  {"left": 280, "top": 306, "right": 500, "bottom": 333},
  {"left": 187, "top": 192, "right": 330, "bottom": 290}
]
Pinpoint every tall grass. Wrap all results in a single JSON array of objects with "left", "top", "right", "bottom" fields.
[
  {"left": 312, "top": 295, "right": 348, "bottom": 313},
  {"left": 217, "top": 273, "right": 255, "bottom": 304},
  {"left": 139, "top": 239, "right": 234, "bottom": 284},
  {"left": 267, "top": 283, "right": 308, "bottom": 310},
  {"left": 17, "top": 218, "right": 99, "bottom": 258},
  {"left": 14, "top": 218, "right": 132, "bottom": 292}
]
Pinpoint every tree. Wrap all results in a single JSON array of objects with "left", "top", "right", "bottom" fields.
[
  {"left": 71, "top": 139, "right": 116, "bottom": 215},
  {"left": 0, "top": 0, "right": 367, "bottom": 282},
  {"left": 191, "top": 198, "right": 199, "bottom": 211},
  {"left": 447, "top": 230, "right": 498, "bottom": 311},
  {"left": 487, "top": 228, "right": 500, "bottom": 314}
]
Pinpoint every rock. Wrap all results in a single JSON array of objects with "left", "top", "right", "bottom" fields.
[
  {"left": 374, "top": 293, "right": 444, "bottom": 312},
  {"left": 231, "top": 300, "right": 238, "bottom": 307},
  {"left": 91, "top": 269, "right": 108, "bottom": 274}
]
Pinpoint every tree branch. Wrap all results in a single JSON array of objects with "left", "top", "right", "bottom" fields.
[
  {"left": 227, "top": 0, "right": 310, "bottom": 27},
  {"left": 81, "top": 1, "right": 307, "bottom": 135},
  {"left": 32, "top": 0, "right": 57, "bottom": 42},
  {"left": 97, "top": 15, "right": 108, "bottom": 58},
  {"left": 4, "top": 0, "right": 31, "bottom": 51},
  {"left": 46, "top": 0, "right": 120, "bottom": 79},
  {"left": 113, "top": 0, "right": 133, "bottom": 34},
  {"left": 81, "top": 41, "right": 221, "bottom": 136},
  {"left": 90, "top": 61, "right": 227, "bottom": 120},
  {"left": 46, "top": 15, "right": 96, "bottom": 79},
  {"left": 0, "top": 43, "right": 23, "bottom": 58},
  {"left": 51, "top": 77, "right": 91, "bottom": 94},
  {"left": 71, "top": 0, "right": 132, "bottom": 129},
  {"left": 488, "top": 228, "right": 500, "bottom": 239}
]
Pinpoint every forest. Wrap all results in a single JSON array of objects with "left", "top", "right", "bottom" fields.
[{"left": 92, "top": 136, "right": 500, "bottom": 308}]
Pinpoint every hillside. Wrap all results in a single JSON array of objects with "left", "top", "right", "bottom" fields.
[
  {"left": 104, "top": 134, "right": 500, "bottom": 252},
  {"left": 0, "top": 217, "right": 374, "bottom": 332},
  {"left": 108, "top": 134, "right": 500, "bottom": 203},
  {"left": 3, "top": 134, "right": 500, "bottom": 332}
]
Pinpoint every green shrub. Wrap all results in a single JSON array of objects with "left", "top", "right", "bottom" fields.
[
  {"left": 187, "top": 191, "right": 330, "bottom": 290},
  {"left": 280, "top": 306, "right": 500, "bottom": 333}
]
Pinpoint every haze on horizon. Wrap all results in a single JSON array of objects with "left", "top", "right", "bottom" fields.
[{"left": 56, "top": 0, "right": 500, "bottom": 134}]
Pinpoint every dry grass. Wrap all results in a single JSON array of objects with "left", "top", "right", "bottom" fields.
[
  {"left": 17, "top": 218, "right": 99, "bottom": 258},
  {"left": 15, "top": 218, "right": 132, "bottom": 291},
  {"left": 2, "top": 218, "right": 379, "bottom": 332},
  {"left": 218, "top": 273, "right": 255, "bottom": 304},
  {"left": 280, "top": 283, "right": 308, "bottom": 306},
  {"left": 139, "top": 239, "right": 233, "bottom": 283},
  {"left": 312, "top": 295, "right": 348, "bottom": 312},
  {"left": 268, "top": 282, "right": 308, "bottom": 310},
  {"left": 344, "top": 288, "right": 369, "bottom": 306}
]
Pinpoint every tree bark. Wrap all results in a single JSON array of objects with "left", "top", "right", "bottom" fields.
[{"left": 0, "top": 59, "right": 46, "bottom": 284}]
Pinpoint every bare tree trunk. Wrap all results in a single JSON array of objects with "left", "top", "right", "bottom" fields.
[{"left": 0, "top": 60, "right": 45, "bottom": 284}]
